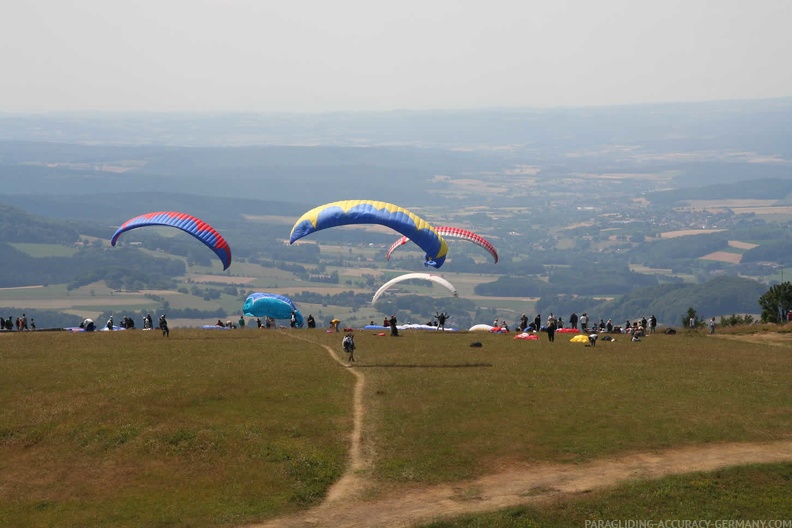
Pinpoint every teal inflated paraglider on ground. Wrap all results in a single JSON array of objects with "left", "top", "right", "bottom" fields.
[{"left": 243, "top": 293, "right": 304, "bottom": 327}]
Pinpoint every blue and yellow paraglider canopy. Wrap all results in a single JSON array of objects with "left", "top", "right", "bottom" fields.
[{"left": 289, "top": 200, "right": 448, "bottom": 268}]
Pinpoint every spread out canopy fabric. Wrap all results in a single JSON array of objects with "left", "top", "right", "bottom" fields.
[
  {"left": 111, "top": 211, "right": 232, "bottom": 270},
  {"left": 386, "top": 226, "right": 498, "bottom": 264},
  {"left": 243, "top": 293, "right": 304, "bottom": 328},
  {"left": 289, "top": 200, "right": 448, "bottom": 268},
  {"left": 371, "top": 273, "right": 458, "bottom": 304}
]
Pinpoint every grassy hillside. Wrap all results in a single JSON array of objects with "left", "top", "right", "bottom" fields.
[{"left": 2, "top": 327, "right": 790, "bottom": 526}]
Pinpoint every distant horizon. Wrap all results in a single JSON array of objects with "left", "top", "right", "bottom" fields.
[{"left": 1, "top": 94, "right": 790, "bottom": 118}]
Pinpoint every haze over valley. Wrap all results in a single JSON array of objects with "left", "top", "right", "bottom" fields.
[{"left": 2, "top": 99, "right": 791, "bottom": 330}]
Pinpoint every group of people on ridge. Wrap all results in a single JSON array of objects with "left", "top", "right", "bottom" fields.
[
  {"left": 78, "top": 313, "right": 167, "bottom": 336},
  {"left": 1, "top": 313, "right": 34, "bottom": 331}
]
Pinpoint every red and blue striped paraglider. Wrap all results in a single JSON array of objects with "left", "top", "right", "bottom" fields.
[
  {"left": 289, "top": 200, "right": 449, "bottom": 268},
  {"left": 386, "top": 226, "right": 498, "bottom": 264},
  {"left": 111, "top": 212, "right": 232, "bottom": 270}
]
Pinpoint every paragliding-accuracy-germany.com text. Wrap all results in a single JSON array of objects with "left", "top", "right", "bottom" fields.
[{"left": 584, "top": 520, "right": 792, "bottom": 528}]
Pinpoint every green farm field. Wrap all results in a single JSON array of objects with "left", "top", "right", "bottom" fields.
[{"left": 1, "top": 327, "right": 791, "bottom": 527}]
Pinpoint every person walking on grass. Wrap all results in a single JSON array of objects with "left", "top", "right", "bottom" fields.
[
  {"left": 159, "top": 314, "right": 169, "bottom": 337},
  {"left": 342, "top": 332, "right": 356, "bottom": 362},
  {"left": 546, "top": 317, "right": 557, "bottom": 342}
]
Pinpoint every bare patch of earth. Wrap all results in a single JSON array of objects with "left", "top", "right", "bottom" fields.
[
  {"left": 250, "top": 441, "right": 792, "bottom": 528},
  {"left": 251, "top": 334, "right": 792, "bottom": 528}
]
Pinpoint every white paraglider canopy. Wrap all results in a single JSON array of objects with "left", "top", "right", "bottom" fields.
[{"left": 372, "top": 273, "right": 458, "bottom": 304}]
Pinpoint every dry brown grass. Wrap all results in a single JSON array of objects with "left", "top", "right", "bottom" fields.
[
  {"left": 240, "top": 214, "right": 296, "bottom": 224},
  {"left": 685, "top": 199, "right": 778, "bottom": 209},
  {"left": 659, "top": 229, "right": 727, "bottom": 238},
  {"left": 728, "top": 240, "right": 759, "bottom": 250},
  {"left": 190, "top": 274, "right": 257, "bottom": 285},
  {"left": 700, "top": 251, "right": 743, "bottom": 264}
]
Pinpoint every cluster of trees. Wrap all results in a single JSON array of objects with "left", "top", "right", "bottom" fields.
[
  {"left": 0, "top": 204, "right": 80, "bottom": 244},
  {"left": 66, "top": 248, "right": 185, "bottom": 291},
  {"left": 758, "top": 282, "right": 792, "bottom": 323},
  {"left": 536, "top": 276, "right": 766, "bottom": 327},
  {"left": 1, "top": 243, "right": 185, "bottom": 290},
  {"left": 474, "top": 268, "right": 659, "bottom": 297}
]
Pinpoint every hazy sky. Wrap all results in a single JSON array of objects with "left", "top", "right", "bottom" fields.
[{"left": 1, "top": 0, "right": 790, "bottom": 113}]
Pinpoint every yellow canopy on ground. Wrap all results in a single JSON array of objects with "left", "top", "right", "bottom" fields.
[{"left": 570, "top": 334, "right": 590, "bottom": 343}]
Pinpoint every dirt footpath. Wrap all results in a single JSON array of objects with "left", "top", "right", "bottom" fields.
[{"left": 255, "top": 336, "right": 792, "bottom": 528}]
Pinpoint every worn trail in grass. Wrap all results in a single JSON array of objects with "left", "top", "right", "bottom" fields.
[
  {"left": 285, "top": 332, "right": 373, "bottom": 503},
  {"left": 258, "top": 333, "right": 792, "bottom": 528}
]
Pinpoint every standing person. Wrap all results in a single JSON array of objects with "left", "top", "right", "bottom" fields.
[
  {"left": 649, "top": 315, "right": 657, "bottom": 334},
  {"left": 606, "top": 319, "right": 613, "bottom": 333},
  {"left": 306, "top": 314, "right": 316, "bottom": 328},
  {"left": 342, "top": 332, "right": 356, "bottom": 362},
  {"left": 689, "top": 315, "right": 696, "bottom": 329},
  {"left": 159, "top": 314, "right": 169, "bottom": 337},
  {"left": 569, "top": 312, "right": 578, "bottom": 330},
  {"left": 436, "top": 311, "right": 447, "bottom": 331},
  {"left": 519, "top": 313, "right": 528, "bottom": 332},
  {"left": 238, "top": 316, "right": 245, "bottom": 329},
  {"left": 709, "top": 317, "right": 716, "bottom": 334},
  {"left": 30, "top": 318, "right": 36, "bottom": 331},
  {"left": 579, "top": 313, "right": 588, "bottom": 332},
  {"left": 21, "top": 314, "right": 28, "bottom": 331},
  {"left": 290, "top": 312, "right": 297, "bottom": 328},
  {"left": 546, "top": 317, "right": 557, "bottom": 342},
  {"left": 389, "top": 315, "right": 399, "bottom": 336},
  {"left": 144, "top": 313, "right": 153, "bottom": 330},
  {"left": 256, "top": 318, "right": 262, "bottom": 329},
  {"left": 106, "top": 316, "right": 114, "bottom": 330},
  {"left": 534, "top": 314, "right": 541, "bottom": 332}
]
